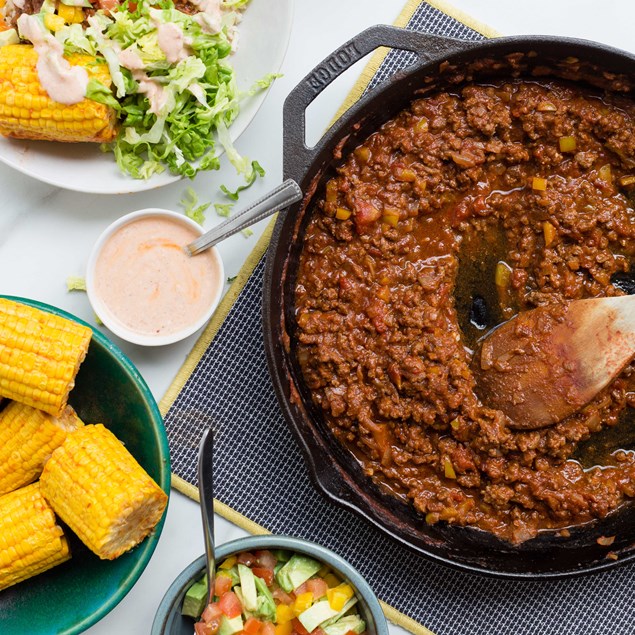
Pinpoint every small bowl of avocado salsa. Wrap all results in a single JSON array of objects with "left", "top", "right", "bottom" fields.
[{"left": 152, "top": 536, "right": 388, "bottom": 635}]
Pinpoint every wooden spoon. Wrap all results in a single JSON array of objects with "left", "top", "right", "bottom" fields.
[{"left": 471, "top": 295, "right": 635, "bottom": 430}]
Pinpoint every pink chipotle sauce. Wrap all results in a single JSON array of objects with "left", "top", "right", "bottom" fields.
[{"left": 93, "top": 214, "right": 222, "bottom": 339}]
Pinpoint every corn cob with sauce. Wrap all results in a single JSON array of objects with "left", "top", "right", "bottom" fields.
[
  {"left": 40, "top": 424, "right": 168, "bottom": 560},
  {"left": 0, "top": 401, "right": 84, "bottom": 496},
  {"left": 0, "top": 482, "right": 71, "bottom": 591},
  {"left": 0, "top": 43, "right": 118, "bottom": 143},
  {"left": 0, "top": 298, "right": 92, "bottom": 416}
]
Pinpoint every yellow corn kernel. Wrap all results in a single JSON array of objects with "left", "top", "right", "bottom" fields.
[
  {"left": 276, "top": 604, "right": 295, "bottom": 624},
  {"left": 0, "top": 401, "right": 83, "bottom": 496},
  {"left": 542, "top": 220, "right": 556, "bottom": 246},
  {"left": 532, "top": 177, "right": 547, "bottom": 191},
  {"left": 326, "top": 584, "right": 354, "bottom": 611},
  {"left": 40, "top": 424, "right": 168, "bottom": 560},
  {"left": 559, "top": 136, "right": 576, "bottom": 153},
  {"left": 415, "top": 117, "right": 429, "bottom": 133},
  {"left": 394, "top": 167, "right": 417, "bottom": 182},
  {"left": 382, "top": 212, "right": 399, "bottom": 227},
  {"left": 354, "top": 146, "right": 371, "bottom": 163},
  {"left": 444, "top": 457, "right": 457, "bottom": 480},
  {"left": 72, "top": 7, "right": 84, "bottom": 23},
  {"left": 0, "top": 45, "right": 118, "bottom": 143},
  {"left": 219, "top": 556, "right": 237, "bottom": 570},
  {"left": 0, "top": 482, "right": 70, "bottom": 591},
  {"left": 325, "top": 179, "right": 338, "bottom": 203},
  {"left": 44, "top": 13, "right": 65, "bottom": 31},
  {"left": 599, "top": 164, "right": 612, "bottom": 183},
  {"left": 323, "top": 573, "right": 340, "bottom": 588},
  {"left": 57, "top": 3, "right": 76, "bottom": 22},
  {"left": 375, "top": 286, "right": 390, "bottom": 302},
  {"left": 335, "top": 207, "right": 351, "bottom": 220},
  {"left": 0, "top": 298, "right": 92, "bottom": 416},
  {"left": 293, "top": 591, "right": 314, "bottom": 615},
  {"left": 495, "top": 261, "right": 511, "bottom": 288},
  {"left": 275, "top": 622, "right": 293, "bottom": 635}
]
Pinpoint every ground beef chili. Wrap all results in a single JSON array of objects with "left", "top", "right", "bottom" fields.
[{"left": 294, "top": 79, "right": 635, "bottom": 544}]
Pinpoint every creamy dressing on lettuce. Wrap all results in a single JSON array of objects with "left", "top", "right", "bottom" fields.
[{"left": 10, "top": 0, "right": 277, "bottom": 180}]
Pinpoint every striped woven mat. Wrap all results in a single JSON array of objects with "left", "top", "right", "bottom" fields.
[{"left": 159, "top": 2, "right": 635, "bottom": 634}]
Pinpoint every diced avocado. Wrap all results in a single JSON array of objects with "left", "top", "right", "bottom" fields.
[
  {"left": 321, "top": 598, "right": 359, "bottom": 628},
  {"left": 297, "top": 600, "right": 340, "bottom": 633},
  {"left": 275, "top": 554, "right": 322, "bottom": 593},
  {"left": 253, "top": 575, "right": 276, "bottom": 622},
  {"left": 273, "top": 549, "right": 292, "bottom": 563},
  {"left": 238, "top": 564, "right": 258, "bottom": 612},
  {"left": 323, "top": 615, "right": 366, "bottom": 635},
  {"left": 181, "top": 575, "right": 208, "bottom": 618},
  {"left": 233, "top": 587, "right": 252, "bottom": 618},
  {"left": 219, "top": 614, "right": 244, "bottom": 635}
]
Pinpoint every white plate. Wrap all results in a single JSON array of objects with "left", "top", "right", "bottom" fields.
[{"left": 0, "top": 0, "right": 293, "bottom": 194}]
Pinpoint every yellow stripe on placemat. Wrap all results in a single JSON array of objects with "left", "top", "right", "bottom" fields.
[{"left": 162, "top": 3, "right": 497, "bottom": 635}]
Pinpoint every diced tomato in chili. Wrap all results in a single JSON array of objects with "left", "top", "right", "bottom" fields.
[
  {"left": 219, "top": 591, "right": 242, "bottom": 618},
  {"left": 291, "top": 618, "right": 310, "bottom": 635},
  {"left": 243, "top": 617, "right": 263, "bottom": 635},
  {"left": 215, "top": 575, "right": 233, "bottom": 597},
  {"left": 252, "top": 567, "right": 274, "bottom": 586}
]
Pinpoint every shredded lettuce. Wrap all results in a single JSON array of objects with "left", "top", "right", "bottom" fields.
[
  {"left": 220, "top": 160, "right": 264, "bottom": 200},
  {"left": 66, "top": 276, "right": 87, "bottom": 292},
  {"left": 180, "top": 187, "right": 210, "bottom": 225},
  {"left": 214, "top": 202, "right": 233, "bottom": 217},
  {"left": 22, "top": 0, "right": 277, "bottom": 182}
]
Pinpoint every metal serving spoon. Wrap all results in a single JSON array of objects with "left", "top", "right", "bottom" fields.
[
  {"left": 184, "top": 179, "right": 302, "bottom": 257},
  {"left": 198, "top": 428, "right": 216, "bottom": 609},
  {"left": 472, "top": 295, "right": 635, "bottom": 430}
]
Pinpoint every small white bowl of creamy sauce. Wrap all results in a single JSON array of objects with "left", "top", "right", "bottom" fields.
[{"left": 87, "top": 208, "right": 224, "bottom": 346}]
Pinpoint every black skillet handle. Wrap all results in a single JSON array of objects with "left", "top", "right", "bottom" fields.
[{"left": 282, "top": 24, "right": 474, "bottom": 182}]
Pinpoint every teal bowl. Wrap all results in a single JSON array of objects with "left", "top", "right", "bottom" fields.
[
  {"left": 0, "top": 296, "right": 171, "bottom": 634},
  {"left": 152, "top": 535, "right": 389, "bottom": 635}
]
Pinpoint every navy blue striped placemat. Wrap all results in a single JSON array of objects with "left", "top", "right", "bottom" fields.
[{"left": 160, "top": 3, "right": 635, "bottom": 634}]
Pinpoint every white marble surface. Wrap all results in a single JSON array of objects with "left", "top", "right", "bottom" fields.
[{"left": 2, "top": 1, "right": 635, "bottom": 633}]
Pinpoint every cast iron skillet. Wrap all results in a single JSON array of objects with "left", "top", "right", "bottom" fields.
[{"left": 262, "top": 24, "right": 635, "bottom": 579}]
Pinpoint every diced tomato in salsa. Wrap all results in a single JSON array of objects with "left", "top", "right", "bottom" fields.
[
  {"left": 306, "top": 578, "right": 328, "bottom": 600},
  {"left": 195, "top": 621, "right": 218, "bottom": 635},
  {"left": 219, "top": 591, "right": 242, "bottom": 618},
  {"left": 291, "top": 618, "right": 310, "bottom": 635},
  {"left": 255, "top": 550, "right": 277, "bottom": 569},
  {"left": 202, "top": 602, "right": 223, "bottom": 623},
  {"left": 261, "top": 623, "right": 276, "bottom": 635},
  {"left": 215, "top": 575, "right": 233, "bottom": 597},
  {"left": 252, "top": 567, "right": 274, "bottom": 586},
  {"left": 243, "top": 617, "right": 263, "bottom": 635},
  {"left": 272, "top": 587, "right": 294, "bottom": 605},
  {"left": 237, "top": 551, "right": 257, "bottom": 566}
]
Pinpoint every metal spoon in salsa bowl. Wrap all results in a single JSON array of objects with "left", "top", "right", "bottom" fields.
[{"left": 472, "top": 295, "right": 635, "bottom": 430}]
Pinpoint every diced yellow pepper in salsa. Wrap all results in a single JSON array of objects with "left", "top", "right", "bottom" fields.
[{"left": 326, "top": 583, "right": 354, "bottom": 611}]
